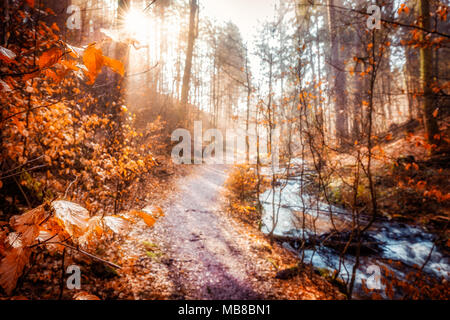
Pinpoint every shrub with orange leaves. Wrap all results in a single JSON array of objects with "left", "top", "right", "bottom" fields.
[
  {"left": 0, "top": 1, "right": 162, "bottom": 217},
  {"left": 0, "top": 1, "right": 166, "bottom": 298},
  {"left": 362, "top": 263, "right": 450, "bottom": 300},
  {"left": 225, "top": 165, "right": 261, "bottom": 202},
  {"left": 225, "top": 165, "right": 269, "bottom": 224}
]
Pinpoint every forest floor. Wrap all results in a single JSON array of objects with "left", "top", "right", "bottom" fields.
[{"left": 100, "top": 164, "right": 342, "bottom": 300}]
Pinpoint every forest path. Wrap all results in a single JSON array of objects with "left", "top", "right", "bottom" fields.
[
  {"left": 121, "top": 164, "right": 336, "bottom": 300},
  {"left": 155, "top": 164, "right": 264, "bottom": 299}
]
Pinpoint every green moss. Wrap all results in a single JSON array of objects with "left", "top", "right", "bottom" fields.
[
  {"left": 267, "top": 257, "right": 279, "bottom": 270},
  {"left": 142, "top": 241, "right": 158, "bottom": 249},
  {"left": 315, "top": 267, "right": 332, "bottom": 278},
  {"left": 142, "top": 241, "right": 163, "bottom": 261},
  {"left": 145, "top": 250, "right": 163, "bottom": 260},
  {"left": 328, "top": 186, "right": 342, "bottom": 204}
]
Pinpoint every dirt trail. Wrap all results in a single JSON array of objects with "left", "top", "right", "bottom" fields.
[
  {"left": 158, "top": 164, "right": 266, "bottom": 299},
  {"left": 119, "top": 164, "right": 338, "bottom": 300}
]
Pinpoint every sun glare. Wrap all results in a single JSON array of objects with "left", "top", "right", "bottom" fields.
[{"left": 124, "top": 9, "right": 152, "bottom": 43}]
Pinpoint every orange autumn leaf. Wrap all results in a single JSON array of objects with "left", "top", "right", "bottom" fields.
[
  {"left": 103, "top": 215, "right": 129, "bottom": 233},
  {"left": 0, "top": 46, "right": 16, "bottom": 63},
  {"left": 0, "top": 207, "right": 48, "bottom": 294},
  {"left": 153, "top": 206, "right": 164, "bottom": 217},
  {"left": 38, "top": 47, "right": 63, "bottom": 70},
  {"left": 432, "top": 108, "right": 439, "bottom": 118},
  {"left": 130, "top": 210, "right": 157, "bottom": 227},
  {"left": 82, "top": 44, "right": 104, "bottom": 84},
  {"left": 25, "top": 0, "right": 34, "bottom": 8},
  {"left": 60, "top": 59, "right": 79, "bottom": 71},
  {"left": 142, "top": 205, "right": 165, "bottom": 218},
  {"left": 398, "top": 3, "right": 409, "bottom": 15},
  {"left": 10, "top": 295, "right": 29, "bottom": 300},
  {"left": 51, "top": 200, "right": 90, "bottom": 238},
  {"left": 0, "top": 46, "right": 17, "bottom": 63},
  {"left": 73, "top": 291, "right": 101, "bottom": 300},
  {"left": 45, "top": 8, "right": 55, "bottom": 15},
  {"left": 83, "top": 44, "right": 125, "bottom": 85},
  {"left": 0, "top": 246, "right": 31, "bottom": 295},
  {"left": 22, "top": 70, "right": 40, "bottom": 82},
  {"left": 11, "top": 205, "right": 46, "bottom": 245},
  {"left": 51, "top": 22, "right": 60, "bottom": 32},
  {"left": 43, "top": 69, "right": 60, "bottom": 82},
  {"left": 103, "top": 56, "right": 125, "bottom": 77},
  {"left": 139, "top": 212, "right": 156, "bottom": 227},
  {"left": 417, "top": 180, "right": 427, "bottom": 189}
]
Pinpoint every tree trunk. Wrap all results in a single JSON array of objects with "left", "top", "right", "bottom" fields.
[
  {"left": 114, "top": 0, "right": 129, "bottom": 64},
  {"left": 181, "top": 0, "right": 198, "bottom": 115},
  {"left": 419, "top": 0, "right": 439, "bottom": 146},
  {"left": 327, "top": 0, "right": 348, "bottom": 146},
  {"left": 244, "top": 49, "right": 252, "bottom": 163},
  {"left": 42, "top": 0, "right": 70, "bottom": 37}
]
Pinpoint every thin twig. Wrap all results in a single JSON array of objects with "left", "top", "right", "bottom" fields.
[
  {"left": 64, "top": 175, "right": 79, "bottom": 199},
  {"left": 59, "top": 247, "right": 66, "bottom": 300},
  {"left": 13, "top": 175, "right": 31, "bottom": 208},
  {"left": 40, "top": 242, "right": 122, "bottom": 269},
  {"left": 125, "top": 63, "right": 159, "bottom": 78},
  {"left": 144, "top": 0, "right": 158, "bottom": 13},
  {"left": 0, "top": 155, "right": 43, "bottom": 175},
  {"left": 0, "top": 164, "right": 48, "bottom": 180}
]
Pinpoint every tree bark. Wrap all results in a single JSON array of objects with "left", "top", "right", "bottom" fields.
[
  {"left": 181, "top": 0, "right": 199, "bottom": 115},
  {"left": 419, "top": 0, "right": 439, "bottom": 146},
  {"left": 327, "top": 0, "right": 348, "bottom": 146},
  {"left": 244, "top": 49, "right": 251, "bottom": 163},
  {"left": 114, "top": 0, "right": 130, "bottom": 64}
]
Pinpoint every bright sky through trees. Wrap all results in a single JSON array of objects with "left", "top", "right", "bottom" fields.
[
  {"left": 202, "top": 0, "right": 279, "bottom": 111},
  {"left": 202, "top": 0, "right": 277, "bottom": 43}
]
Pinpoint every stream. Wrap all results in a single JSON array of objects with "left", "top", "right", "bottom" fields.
[{"left": 259, "top": 170, "right": 449, "bottom": 298}]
